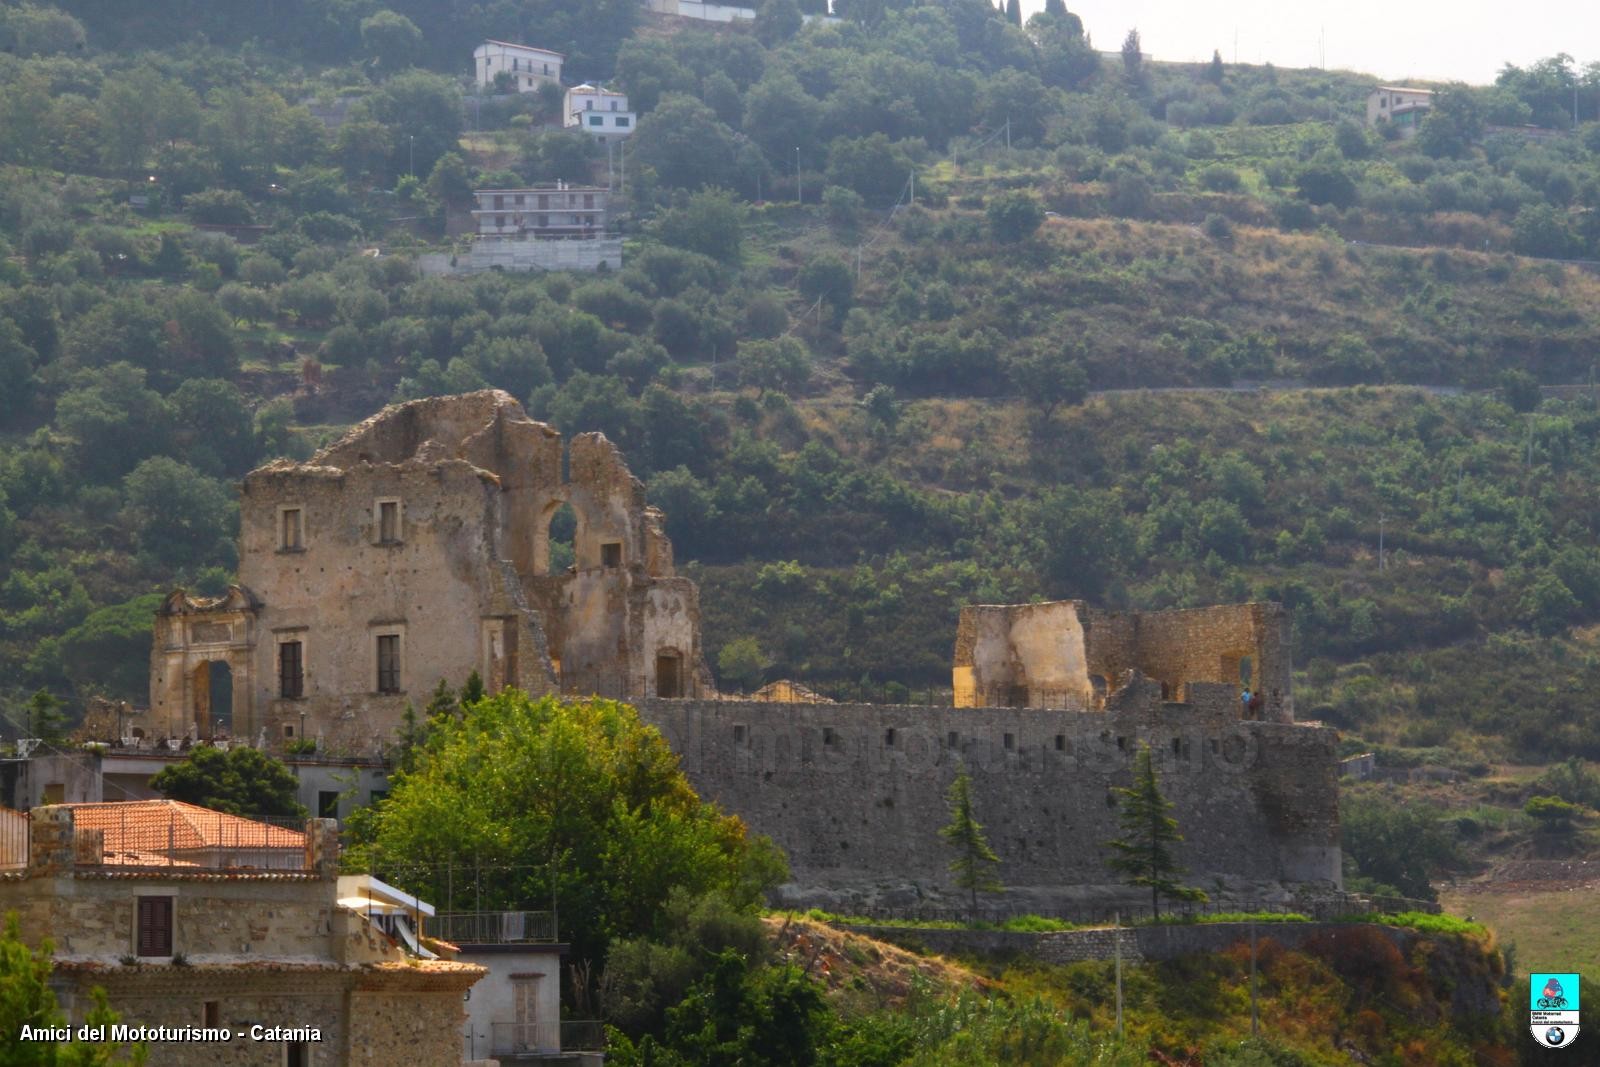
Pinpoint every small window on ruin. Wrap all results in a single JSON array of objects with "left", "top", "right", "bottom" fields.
[
  {"left": 1006, "top": 685, "right": 1029, "bottom": 708},
  {"left": 279, "top": 507, "right": 304, "bottom": 551},
  {"left": 546, "top": 502, "right": 577, "bottom": 573},
  {"left": 1055, "top": 734, "right": 1066, "bottom": 751},
  {"left": 823, "top": 727, "right": 837, "bottom": 747},
  {"left": 601, "top": 541, "right": 622, "bottom": 568},
  {"left": 130, "top": 727, "right": 145, "bottom": 740},
  {"left": 279, "top": 640, "right": 304, "bottom": 700},
  {"left": 203, "top": 1001, "right": 220, "bottom": 1028},
  {"left": 733, "top": 724, "right": 746, "bottom": 743},
  {"left": 1116, "top": 736, "right": 1126, "bottom": 751},
  {"left": 1003, "top": 732, "right": 1015, "bottom": 750},
  {"left": 284, "top": 724, "right": 295, "bottom": 738},
  {"left": 884, "top": 728, "right": 896, "bottom": 747},
  {"left": 1211, "top": 739, "right": 1220, "bottom": 754},
  {"left": 376, "top": 634, "right": 402, "bottom": 694},
  {"left": 947, "top": 730, "right": 959, "bottom": 748},
  {"left": 286, "top": 1042, "right": 311, "bottom": 1067},
  {"left": 1160, "top": 682, "right": 1171, "bottom": 700},
  {"left": 1090, "top": 675, "right": 1108, "bottom": 702},
  {"left": 376, "top": 500, "right": 401, "bottom": 544}
]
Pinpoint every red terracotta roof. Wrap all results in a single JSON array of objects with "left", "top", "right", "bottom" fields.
[{"left": 56, "top": 800, "right": 305, "bottom": 858}]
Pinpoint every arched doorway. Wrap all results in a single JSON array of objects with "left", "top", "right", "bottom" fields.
[{"left": 192, "top": 660, "right": 234, "bottom": 739}]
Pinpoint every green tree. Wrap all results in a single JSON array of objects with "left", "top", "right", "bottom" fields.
[
  {"left": 0, "top": 914, "right": 146, "bottom": 1066},
  {"left": 656, "top": 189, "right": 745, "bottom": 265},
  {"left": 632, "top": 95, "right": 740, "bottom": 191},
  {"left": 940, "top": 765, "right": 1002, "bottom": 919},
  {"left": 360, "top": 10, "right": 422, "bottom": 71},
  {"left": 755, "top": 0, "right": 803, "bottom": 46},
  {"left": 149, "top": 746, "right": 309, "bottom": 818},
  {"left": 1121, "top": 28, "right": 1144, "bottom": 85},
  {"left": 1007, "top": 344, "right": 1089, "bottom": 418},
  {"left": 1415, "top": 83, "right": 1484, "bottom": 159},
  {"left": 737, "top": 337, "right": 812, "bottom": 397},
  {"left": 717, "top": 636, "right": 771, "bottom": 691},
  {"left": 797, "top": 255, "right": 854, "bottom": 324},
  {"left": 1207, "top": 49, "right": 1225, "bottom": 85},
  {"left": 1339, "top": 791, "right": 1456, "bottom": 900},
  {"left": 25, "top": 689, "right": 69, "bottom": 744},
  {"left": 1105, "top": 743, "right": 1207, "bottom": 918},
  {"left": 58, "top": 594, "right": 167, "bottom": 702},
  {"left": 987, "top": 191, "right": 1045, "bottom": 243},
  {"left": 121, "top": 458, "right": 237, "bottom": 566},
  {"left": 360, "top": 692, "right": 786, "bottom": 966}
]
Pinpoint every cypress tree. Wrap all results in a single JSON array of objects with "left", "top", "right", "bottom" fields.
[
  {"left": 940, "top": 764, "right": 1003, "bottom": 919},
  {"left": 1105, "top": 743, "right": 1208, "bottom": 917}
]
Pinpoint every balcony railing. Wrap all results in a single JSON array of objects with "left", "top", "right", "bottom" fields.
[
  {"left": 426, "top": 910, "right": 557, "bottom": 944},
  {"left": 488, "top": 1020, "right": 605, "bottom": 1056}
]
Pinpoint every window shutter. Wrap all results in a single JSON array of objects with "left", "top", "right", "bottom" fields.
[{"left": 138, "top": 897, "right": 172, "bottom": 956}]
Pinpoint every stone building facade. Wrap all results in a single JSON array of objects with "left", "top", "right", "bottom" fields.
[
  {"left": 953, "top": 600, "right": 1293, "bottom": 721},
  {"left": 150, "top": 391, "right": 710, "bottom": 755},
  {"left": 3, "top": 806, "right": 482, "bottom": 1066}
]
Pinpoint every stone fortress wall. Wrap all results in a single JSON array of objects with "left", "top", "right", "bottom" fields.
[{"left": 639, "top": 673, "right": 1342, "bottom": 912}]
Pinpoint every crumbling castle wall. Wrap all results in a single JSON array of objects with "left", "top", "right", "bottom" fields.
[
  {"left": 954, "top": 601, "right": 1293, "bottom": 721},
  {"left": 638, "top": 675, "right": 1340, "bottom": 912}
]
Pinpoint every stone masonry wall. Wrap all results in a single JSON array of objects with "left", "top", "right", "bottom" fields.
[{"left": 638, "top": 683, "right": 1341, "bottom": 911}]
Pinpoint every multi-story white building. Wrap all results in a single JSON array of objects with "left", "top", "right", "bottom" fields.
[
  {"left": 472, "top": 184, "right": 609, "bottom": 239},
  {"left": 473, "top": 40, "right": 564, "bottom": 93},
  {"left": 564, "top": 84, "right": 635, "bottom": 142}
]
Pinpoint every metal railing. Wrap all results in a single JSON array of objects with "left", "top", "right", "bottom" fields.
[
  {"left": 488, "top": 1020, "right": 605, "bottom": 1056},
  {"left": 426, "top": 910, "right": 557, "bottom": 944},
  {"left": 79, "top": 809, "right": 310, "bottom": 871}
]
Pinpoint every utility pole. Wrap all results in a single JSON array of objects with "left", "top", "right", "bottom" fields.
[
  {"left": 408, "top": 134, "right": 415, "bottom": 179},
  {"left": 1113, "top": 910, "right": 1124, "bottom": 1038},
  {"left": 1378, "top": 514, "right": 1385, "bottom": 571},
  {"left": 795, "top": 146, "right": 801, "bottom": 204},
  {"left": 1250, "top": 921, "right": 1259, "bottom": 1036},
  {"left": 1005, "top": 115, "right": 1011, "bottom": 150},
  {"left": 909, "top": 169, "right": 914, "bottom": 208}
]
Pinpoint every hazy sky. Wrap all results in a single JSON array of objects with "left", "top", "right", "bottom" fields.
[{"left": 1027, "top": 0, "right": 1590, "bottom": 85}]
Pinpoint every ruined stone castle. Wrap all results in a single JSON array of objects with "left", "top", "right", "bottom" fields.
[
  {"left": 150, "top": 391, "right": 1341, "bottom": 910},
  {"left": 150, "top": 390, "right": 711, "bottom": 753}
]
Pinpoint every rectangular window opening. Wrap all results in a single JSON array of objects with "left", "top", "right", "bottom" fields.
[
  {"left": 1055, "top": 734, "right": 1066, "bottom": 751},
  {"left": 376, "top": 634, "right": 401, "bottom": 694},
  {"left": 203, "top": 1001, "right": 220, "bottom": 1028},
  {"left": 946, "top": 730, "right": 959, "bottom": 748},
  {"left": 137, "top": 896, "right": 173, "bottom": 957},
  {"left": 279, "top": 640, "right": 304, "bottom": 700},
  {"left": 1003, "top": 732, "right": 1015, "bottom": 750},
  {"left": 286, "top": 1042, "right": 311, "bottom": 1067},
  {"left": 280, "top": 508, "right": 303, "bottom": 551},
  {"left": 823, "top": 727, "right": 836, "bottom": 747},
  {"left": 601, "top": 541, "right": 622, "bottom": 567},
  {"left": 377, "top": 500, "right": 400, "bottom": 544},
  {"left": 884, "top": 728, "right": 896, "bottom": 747},
  {"left": 318, "top": 791, "right": 339, "bottom": 819},
  {"left": 733, "top": 724, "right": 746, "bottom": 743}
]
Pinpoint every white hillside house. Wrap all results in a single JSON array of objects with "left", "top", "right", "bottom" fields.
[
  {"left": 474, "top": 40, "right": 564, "bottom": 93},
  {"left": 564, "top": 84, "right": 635, "bottom": 142}
]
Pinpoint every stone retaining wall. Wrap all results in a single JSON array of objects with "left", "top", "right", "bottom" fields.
[{"left": 842, "top": 921, "right": 1414, "bottom": 964}]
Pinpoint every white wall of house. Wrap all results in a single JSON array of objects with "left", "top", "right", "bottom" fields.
[
  {"left": 564, "top": 86, "right": 636, "bottom": 140},
  {"left": 1366, "top": 87, "right": 1434, "bottom": 128},
  {"left": 473, "top": 41, "right": 563, "bottom": 93},
  {"left": 457, "top": 946, "right": 565, "bottom": 1060}
]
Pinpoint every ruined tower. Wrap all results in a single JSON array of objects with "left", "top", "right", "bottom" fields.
[{"left": 150, "top": 391, "right": 711, "bottom": 753}]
